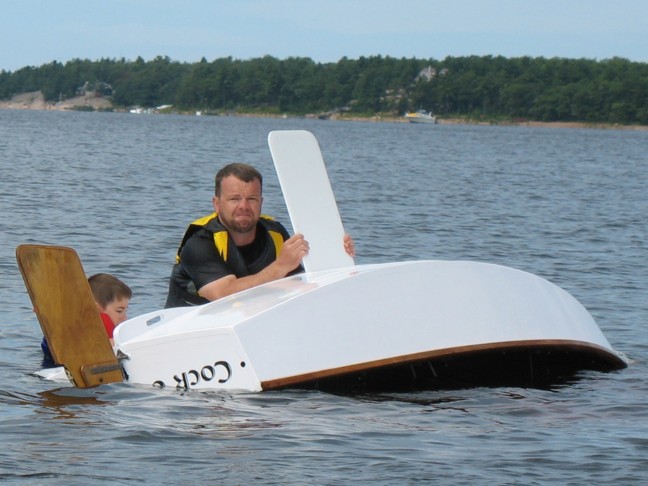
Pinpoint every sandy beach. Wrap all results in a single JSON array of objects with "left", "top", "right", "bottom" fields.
[{"left": 0, "top": 90, "right": 112, "bottom": 111}]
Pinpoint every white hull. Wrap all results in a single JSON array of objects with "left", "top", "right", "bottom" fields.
[{"left": 113, "top": 260, "right": 625, "bottom": 391}]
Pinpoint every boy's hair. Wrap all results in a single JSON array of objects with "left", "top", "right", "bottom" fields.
[
  {"left": 215, "top": 163, "right": 263, "bottom": 196},
  {"left": 88, "top": 273, "right": 132, "bottom": 308}
]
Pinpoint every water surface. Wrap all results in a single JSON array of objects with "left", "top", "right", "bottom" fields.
[{"left": 1, "top": 110, "right": 646, "bottom": 484}]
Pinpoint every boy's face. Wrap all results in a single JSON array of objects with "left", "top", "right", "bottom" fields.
[{"left": 100, "top": 297, "right": 130, "bottom": 325}]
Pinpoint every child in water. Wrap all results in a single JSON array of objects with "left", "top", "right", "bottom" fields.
[{"left": 41, "top": 273, "right": 132, "bottom": 367}]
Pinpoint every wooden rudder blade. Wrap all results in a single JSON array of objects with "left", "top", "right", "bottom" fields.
[{"left": 16, "top": 244, "right": 123, "bottom": 387}]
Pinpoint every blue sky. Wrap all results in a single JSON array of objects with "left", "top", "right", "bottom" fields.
[{"left": 2, "top": 0, "right": 647, "bottom": 71}]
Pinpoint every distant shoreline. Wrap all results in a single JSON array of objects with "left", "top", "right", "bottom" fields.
[
  {"left": 436, "top": 118, "right": 648, "bottom": 131},
  {"left": 2, "top": 90, "right": 646, "bottom": 132}
]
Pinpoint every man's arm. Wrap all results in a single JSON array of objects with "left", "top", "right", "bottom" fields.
[{"left": 198, "top": 234, "right": 309, "bottom": 301}]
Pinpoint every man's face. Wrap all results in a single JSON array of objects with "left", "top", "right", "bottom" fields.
[{"left": 213, "top": 175, "right": 263, "bottom": 235}]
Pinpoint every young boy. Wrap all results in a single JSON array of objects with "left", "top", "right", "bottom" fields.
[{"left": 41, "top": 273, "right": 132, "bottom": 366}]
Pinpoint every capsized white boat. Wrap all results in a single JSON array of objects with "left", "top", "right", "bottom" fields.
[
  {"left": 114, "top": 259, "right": 626, "bottom": 392},
  {"left": 26, "top": 130, "right": 626, "bottom": 392},
  {"left": 110, "top": 130, "right": 625, "bottom": 392}
]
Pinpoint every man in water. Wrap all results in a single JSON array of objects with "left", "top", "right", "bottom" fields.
[{"left": 165, "top": 163, "right": 354, "bottom": 307}]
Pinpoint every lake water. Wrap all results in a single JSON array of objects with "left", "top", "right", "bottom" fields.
[{"left": 1, "top": 110, "right": 647, "bottom": 484}]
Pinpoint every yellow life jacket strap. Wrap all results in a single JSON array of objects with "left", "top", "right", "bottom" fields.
[
  {"left": 182, "top": 212, "right": 284, "bottom": 263},
  {"left": 214, "top": 231, "right": 229, "bottom": 261},
  {"left": 268, "top": 230, "right": 284, "bottom": 258},
  {"left": 215, "top": 230, "right": 284, "bottom": 261},
  {"left": 191, "top": 212, "right": 218, "bottom": 227}
]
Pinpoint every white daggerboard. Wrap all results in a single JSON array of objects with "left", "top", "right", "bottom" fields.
[{"left": 268, "top": 130, "right": 354, "bottom": 272}]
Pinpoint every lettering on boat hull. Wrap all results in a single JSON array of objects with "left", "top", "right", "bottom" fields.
[{"left": 153, "top": 360, "right": 234, "bottom": 390}]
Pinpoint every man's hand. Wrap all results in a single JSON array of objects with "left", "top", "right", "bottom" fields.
[
  {"left": 276, "top": 234, "right": 309, "bottom": 272},
  {"left": 343, "top": 234, "right": 355, "bottom": 257}
]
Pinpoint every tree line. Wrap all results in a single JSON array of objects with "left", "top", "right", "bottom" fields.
[{"left": 1, "top": 54, "right": 647, "bottom": 124}]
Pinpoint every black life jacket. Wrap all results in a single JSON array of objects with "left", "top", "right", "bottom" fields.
[{"left": 165, "top": 213, "right": 287, "bottom": 307}]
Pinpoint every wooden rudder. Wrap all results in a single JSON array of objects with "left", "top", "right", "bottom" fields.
[{"left": 16, "top": 244, "right": 123, "bottom": 387}]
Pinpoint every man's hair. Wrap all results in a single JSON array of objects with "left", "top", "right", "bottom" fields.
[
  {"left": 215, "top": 163, "right": 263, "bottom": 196},
  {"left": 88, "top": 273, "right": 132, "bottom": 308}
]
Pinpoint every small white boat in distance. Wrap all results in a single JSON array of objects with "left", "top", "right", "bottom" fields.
[{"left": 404, "top": 110, "right": 437, "bottom": 124}]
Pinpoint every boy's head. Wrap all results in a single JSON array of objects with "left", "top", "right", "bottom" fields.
[{"left": 88, "top": 273, "right": 132, "bottom": 325}]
